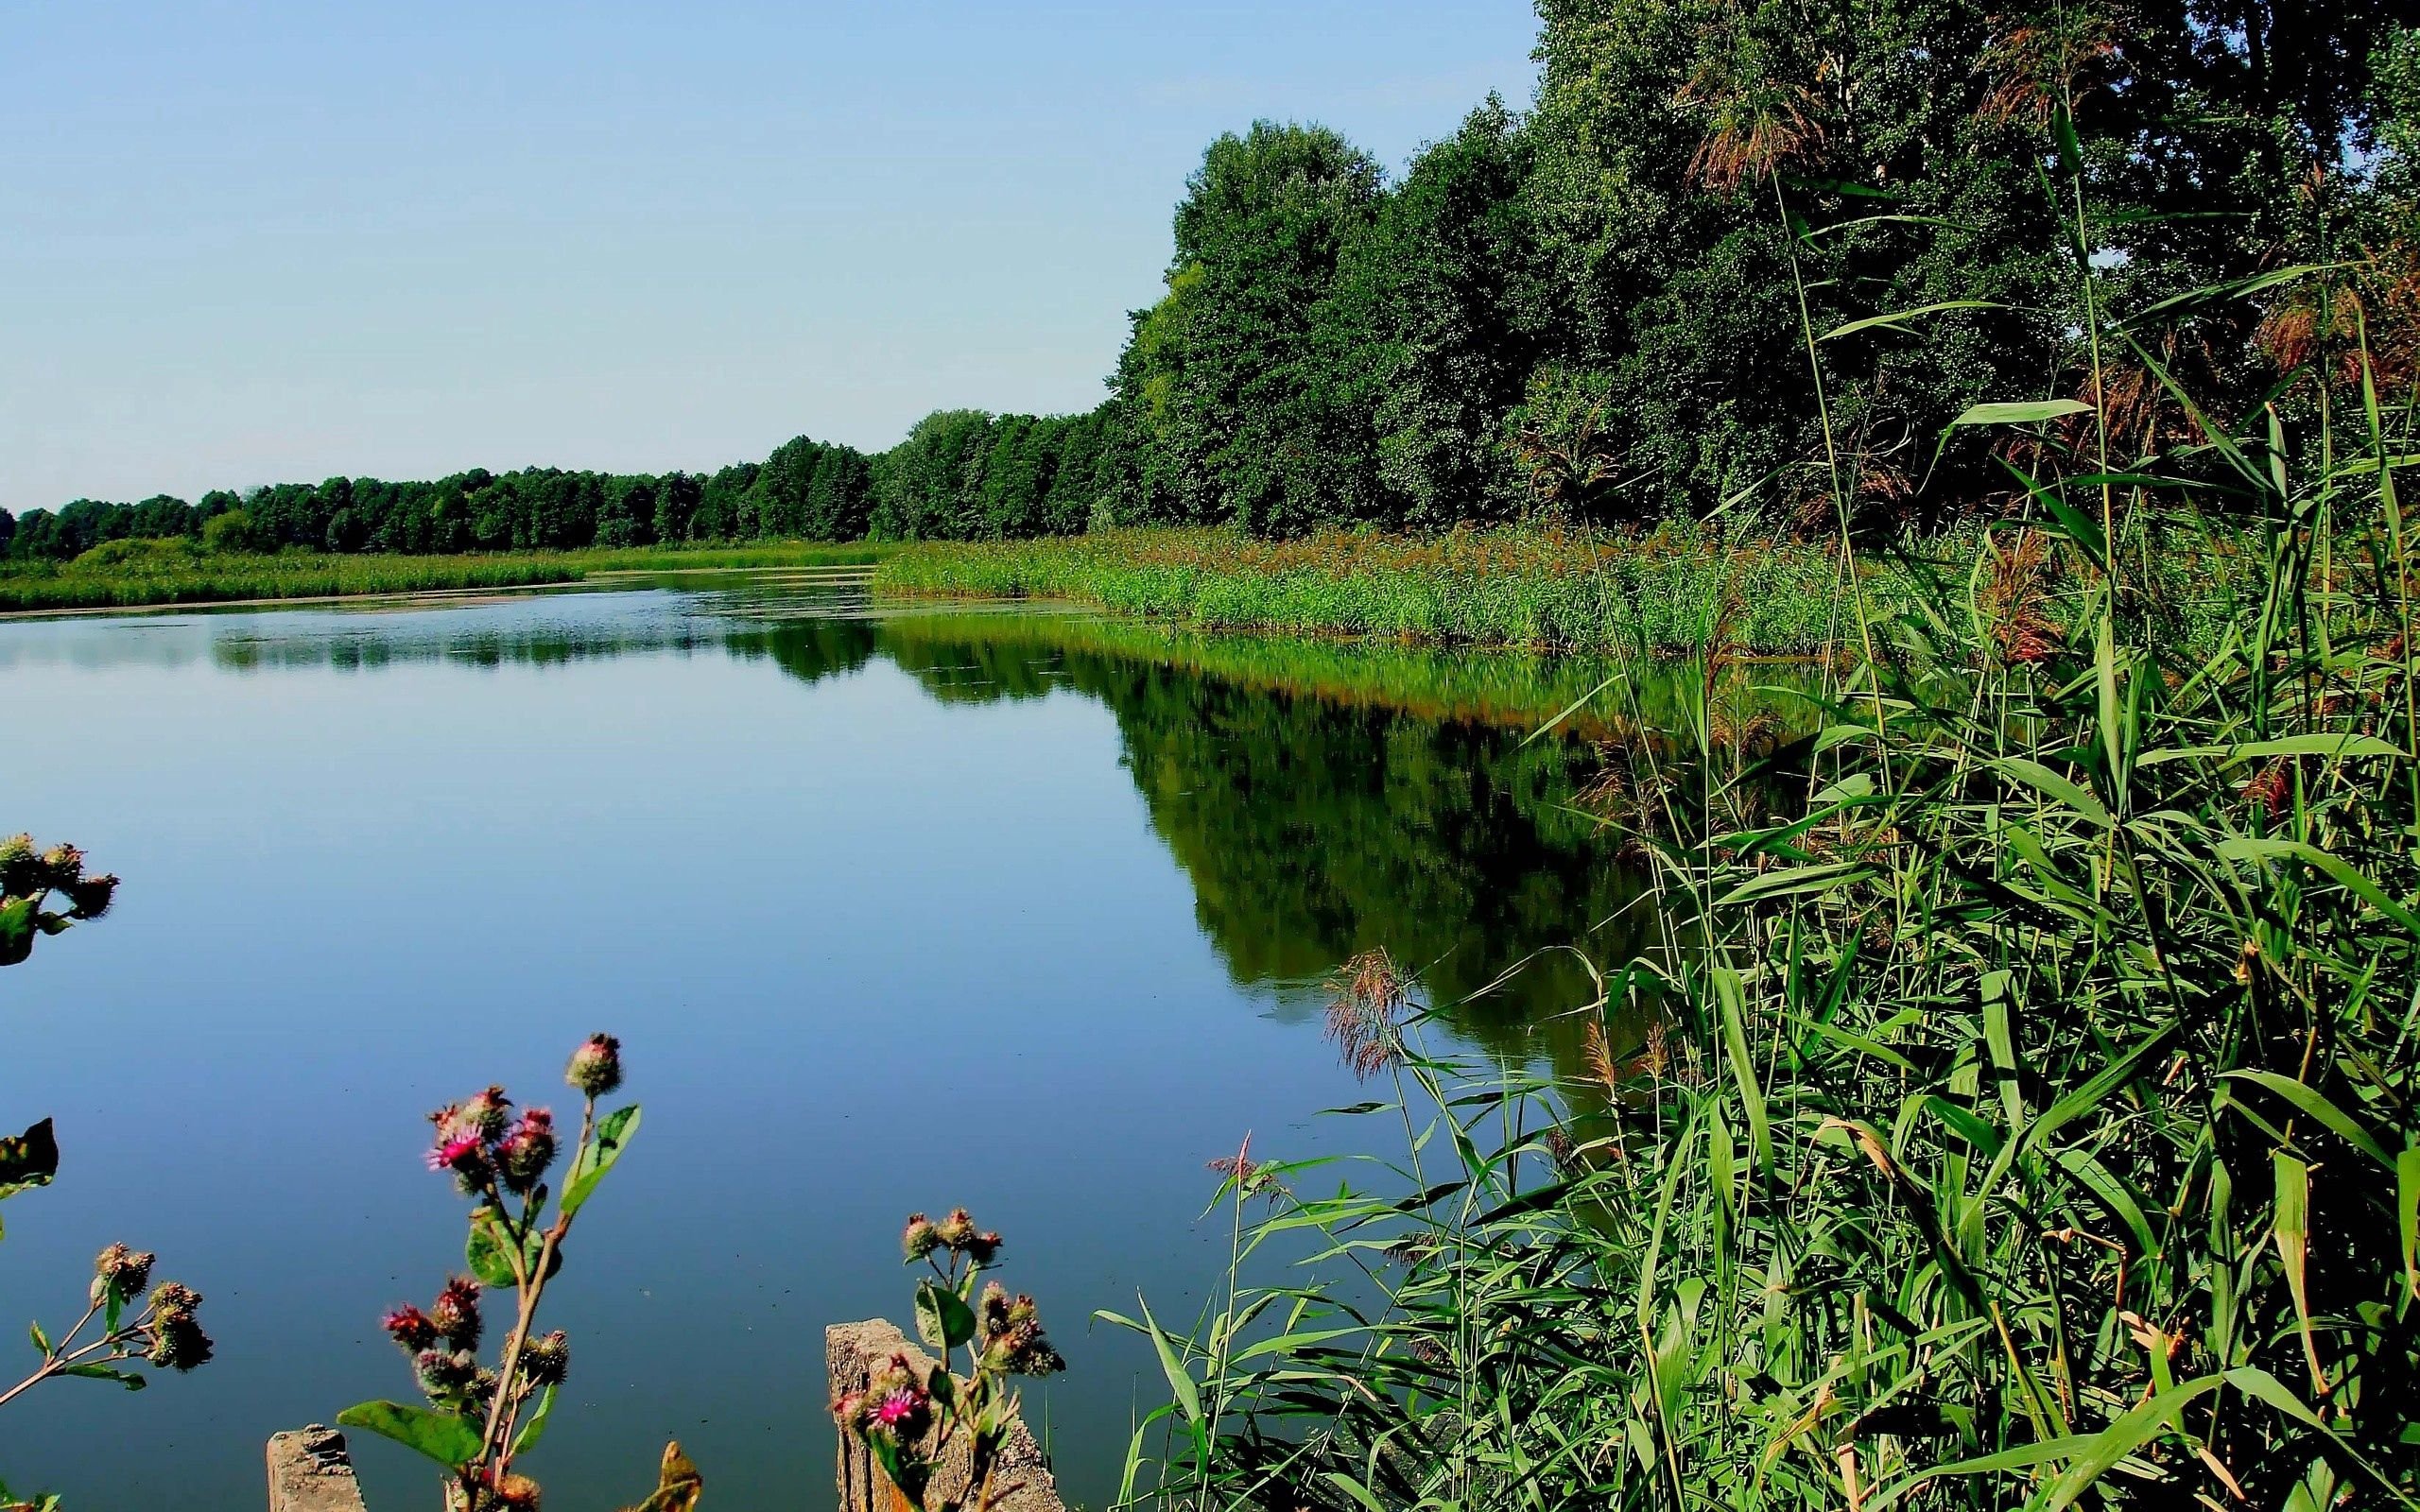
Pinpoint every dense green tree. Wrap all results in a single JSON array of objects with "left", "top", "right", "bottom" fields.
[{"left": 1112, "top": 122, "right": 1389, "bottom": 533}]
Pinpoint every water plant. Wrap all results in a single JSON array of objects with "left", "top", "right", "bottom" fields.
[
  {"left": 1, "top": 841, "right": 211, "bottom": 1512},
  {"left": 1104, "top": 67, "right": 2420, "bottom": 1512},
  {"left": 833, "top": 1209, "right": 1067, "bottom": 1511},
  {"left": 337, "top": 1035, "right": 685, "bottom": 1512}
]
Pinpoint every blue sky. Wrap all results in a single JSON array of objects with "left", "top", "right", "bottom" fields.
[{"left": 3, "top": 2, "right": 1542, "bottom": 511}]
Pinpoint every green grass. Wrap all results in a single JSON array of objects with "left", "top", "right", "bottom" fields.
[
  {"left": 0, "top": 539, "right": 887, "bottom": 613},
  {"left": 873, "top": 523, "right": 2255, "bottom": 658}
]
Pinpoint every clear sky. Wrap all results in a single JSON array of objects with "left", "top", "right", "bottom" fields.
[{"left": 3, "top": 2, "right": 1543, "bottom": 512}]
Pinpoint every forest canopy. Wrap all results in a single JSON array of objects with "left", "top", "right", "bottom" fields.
[{"left": 9, "top": 0, "right": 2414, "bottom": 559}]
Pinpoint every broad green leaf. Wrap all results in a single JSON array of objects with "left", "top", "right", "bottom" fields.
[
  {"left": 2221, "top": 1070, "right": 2394, "bottom": 1168},
  {"left": 2273, "top": 1152, "right": 2325, "bottom": 1393},
  {"left": 0, "top": 898, "right": 34, "bottom": 968},
  {"left": 1716, "top": 968, "right": 1772, "bottom": 1181},
  {"left": 336, "top": 1401, "right": 482, "bottom": 1469},
  {"left": 1136, "top": 1296, "right": 1201, "bottom": 1428},
  {"left": 2400, "top": 1144, "right": 2420, "bottom": 1300},
  {"left": 2043, "top": 1376, "right": 2223, "bottom": 1510},
  {"left": 2216, "top": 837, "right": 2420, "bottom": 935},
  {"left": 0, "top": 1118, "right": 60, "bottom": 1208},
  {"left": 914, "top": 1278, "right": 976, "bottom": 1351},
  {"left": 1994, "top": 757, "right": 2110, "bottom": 828},
  {"left": 2140, "top": 732, "right": 2406, "bottom": 766},
  {"left": 1824, "top": 301, "right": 2006, "bottom": 341},
  {"left": 562, "top": 1104, "right": 640, "bottom": 1217},
  {"left": 1950, "top": 399, "right": 2093, "bottom": 427},
  {"left": 58, "top": 1363, "right": 145, "bottom": 1391},
  {"left": 624, "top": 1440, "right": 702, "bottom": 1512},
  {"left": 466, "top": 1211, "right": 560, "bottom": 1289}
]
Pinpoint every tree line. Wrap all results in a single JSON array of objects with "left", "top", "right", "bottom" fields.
[{"left": 8, "top": 0, "right": 2414, "bottom": 558}]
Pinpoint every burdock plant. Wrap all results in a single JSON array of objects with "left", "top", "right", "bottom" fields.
[
  {"left": 339, "top": 1035, "right": 696, "bottom": 1512},
  {"left": 0, "top": 841, "right": 211, "bottom": 1512},
  {"left": 833, "top": 1209, "right": 1066, "bottom": 1512}
]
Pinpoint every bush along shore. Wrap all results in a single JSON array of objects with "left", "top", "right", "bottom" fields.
[
  {"left": 0, "top": 540, "right": 885, "bottom": 614},
  {"left": 871, "top": 524, "right": 2259, "bottom": 658}
]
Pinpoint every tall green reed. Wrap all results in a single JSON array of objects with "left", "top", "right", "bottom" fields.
[{"left": 1106, "top": 97, "right": 2420, "bottom": 1512}]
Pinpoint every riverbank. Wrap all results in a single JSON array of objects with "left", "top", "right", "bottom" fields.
[
  {"left": 871, "top": 524, "right": 2255, "bottom": 656},
  {"left": 0, "top": 541, "right": 886, "bottom": 613}
]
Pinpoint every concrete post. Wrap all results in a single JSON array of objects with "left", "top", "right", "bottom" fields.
[
  {"left": 267, "top": 1425, "right": 371, "bottom": 1512},
  {"left": 826, "top": 1320, "right": 1067, "bottom": 1512}
]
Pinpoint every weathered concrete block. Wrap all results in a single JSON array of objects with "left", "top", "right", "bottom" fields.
[
  {"left": 268, "top": 1425, "right": 370, "bottom": 1512},
  {"left": 827, "top": 1319, "right": 1066, "bottom": 1512}
]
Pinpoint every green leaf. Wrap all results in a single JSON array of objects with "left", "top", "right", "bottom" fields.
[
  {"left": 336, "top": 1401, "right": 483, "bottom": 1469},
  {"left": 1993, "top": 757, "right": 2111, "bottom": 828},
  {"left": 0, "top": 1119, "right": 60, "bottom": 1210},
  {"left": 1715, "top": 968, "right": 1772, "bottom": 1182},
  {"left": 1823, "top": 301, "right": 2006, "bottom": 340},
  {"left": 26, "top": 1320, "right": 46, "bottom": 1357},
  {"left": 1950, "top": 399, "right": 2093, "bottom": 427},
  {"left": 2400, "top": 1144, "right": 2420, "bottom": 1301},
  {"left": 2044, "top": 1374, "right": 2224, "bottom": 1509},
  {"left": 914, "top": 1278, "right": 976, "bottom": 1351},
  {"left": 561, "top": 1104, "right": 640, "bottom": 1217},
  {"left": 1136, "top": 1294, "right": 1207, "bottom": 1457},
  {"left": 466, "top": 1211, "right": 560, "bottom": 1289},
  {"left": 510, "top": 1384, "right": 556, "bottom": 1457},
  {"left": 466, "top": 1211, "right": 520, "bottom": 1289},
  {"left": 1322, "top": 1472, "right": 1387, "bottom": 1512},
  {"left": 0, "top": 897, "right": 35, "bottom": 968},
  {"left": 628, "top": 1441, "right": 703, "bottom": 1512},
  {"left": 2216, "top": 837, "right": 2420, "bottom": 935},
  {"left": 2221, "top": 1070, "right": 2395, "bottom": 1168},
  {"left": 58, "top": 1363, "right": 146, "bottom": 1391},
  {"left": 2140, "top": 732, "right": 2406, "bottom": 766}
]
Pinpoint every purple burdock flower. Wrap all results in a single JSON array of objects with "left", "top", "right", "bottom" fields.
[
  {"left": 426, "top": 1131, "right": 485, "bottom": 1174},
  {"left": 432, "top": 1275, "right": 482, "bottom": 1349},
  {"left": 497, "top": 1108, "right": 557, "bottom": 1195},
  {"left": 566, "top": 1034, "right": 623, "bottom": 1098},
  {"left": 873, "top": 1388, "right": 922, "bottom": 1428},
  {"left": 382, "top": 1305, "right": 439, "bottom": 1352}
]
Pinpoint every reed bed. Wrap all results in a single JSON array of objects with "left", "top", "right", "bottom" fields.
[
  {"left": 0, "top": 541, "right": 885, "bottom": 613},
  {"left": 1103, "top": 180, "right": 2420, "bottom": 1512},
  {"left": 873, "top": 523, "right": 2251, "bottom": 658}
]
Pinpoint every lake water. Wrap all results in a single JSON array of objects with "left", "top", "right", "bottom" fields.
[{"left": 0, "top": 576, "right": 1672, "bottom": 1509}]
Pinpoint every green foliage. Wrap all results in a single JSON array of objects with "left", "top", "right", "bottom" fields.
[
  {"left": 873, "top": 523, "right": 2254, "bottom": 658},
  {"left": 1091, "top": 3, "right": 2420, "bottom": 534},
  {"left": 838, "top": 1211, "right": 1065, "bottom": 1512},
  {"left": 1110, "top": 77, "right": 2420, "bottom": 1511},
  {"left": 0, "top": 541, "right": 884, "bottom": 613},
  {"left": 343, "top": 1039, "right": 647, "bottom": 1508}
]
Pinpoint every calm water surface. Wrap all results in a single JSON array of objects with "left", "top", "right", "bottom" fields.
[{"left": 0, "top": 578, "right": 1679, "bottom": 1509}]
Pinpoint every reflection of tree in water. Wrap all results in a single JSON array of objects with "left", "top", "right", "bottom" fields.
[
  {"left": 197, "top": 594, "right": 1668, "bottom": 1077},
  {"left": 871, "top": 617, "right": 1662, "bottom": 1073}
]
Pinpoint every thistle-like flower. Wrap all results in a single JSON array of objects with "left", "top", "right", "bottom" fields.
[
  {"left": 496, "top": 1108, "right": 557, "bottom": 1195},
  {"left": 383, "top": 1305, "right": 440, "bottom": 1352},
  {"left": 145, "top": 1283, "right": 211, "bottom": 1371},
  {"left": 90, "top": 1243, "right": 155, "bottom": 1306},
  {"left": 849, "top": 1354, "right": 933, "bottom": 1442},
  {"left": 566, "top": 1035, "right": 623, "bottom": 1099},
  {"left": 977, "top": 1282, "right": 1065, "bottom": 1378},
  {"left": 521, "top": 1330, "right": 571, "bottom": 1386},
  {"left": 433, "top": 1275, "right": 483, "bottom": 1349},
  {"left": 901, "top": 1212, "right": 942, "bottom": 1263}
]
